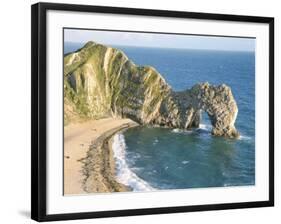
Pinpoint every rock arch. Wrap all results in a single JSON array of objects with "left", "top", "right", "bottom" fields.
[
  {"left": 177, "top": 83, "right": 239, "bottom": 138},
  {"left": 64, "top": 42, "right": 239, "bottom": 138}
]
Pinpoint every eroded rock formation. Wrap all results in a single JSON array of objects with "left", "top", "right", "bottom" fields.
[
  {"left": 64, "top": 41, "right": 239, "bottom": 138},
  {"left": 174, "top": 83, "right": 239, "bottom": 138}
]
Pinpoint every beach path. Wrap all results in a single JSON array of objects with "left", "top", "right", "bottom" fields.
[{"left": 64, "top": 117, "right": 136, "bottom": 195}]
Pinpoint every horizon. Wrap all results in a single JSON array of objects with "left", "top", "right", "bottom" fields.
[
  {"left": 64, "top": 41, "right": 255, "bottom": 53},
  {"left": 64, "top": 29, "right": 256, "bottom": 52}
]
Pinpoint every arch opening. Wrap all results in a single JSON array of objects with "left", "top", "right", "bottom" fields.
[{"left": 199, "top": 110, "right": 213, "bottom": 132}]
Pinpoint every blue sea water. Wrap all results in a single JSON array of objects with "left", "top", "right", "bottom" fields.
[
  {"left": 65, "top": 42, "right": 255, "bottom": 191},
  {"left": 64, "top": 42, "right": 84, "bottom": 55}
]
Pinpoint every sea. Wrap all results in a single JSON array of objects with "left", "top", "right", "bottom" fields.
[{"left": 64, "top": 42, "right": 255, "bottom": 191}]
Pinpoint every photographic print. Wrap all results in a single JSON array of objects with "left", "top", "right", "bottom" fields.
[
  {"left": 32, "top": 3, "right": 274, "bottom": 221},
  {"left": 63, "top": 29, "right": 255, "bottom": 195}
]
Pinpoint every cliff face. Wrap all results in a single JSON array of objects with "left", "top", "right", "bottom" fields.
[{"left": 64, "top": 41, "right": 239, "bottom": 138}]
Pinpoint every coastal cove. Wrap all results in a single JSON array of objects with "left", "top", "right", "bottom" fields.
[{"left": 64, "top": 41, "right": 255, "bottom": 194}]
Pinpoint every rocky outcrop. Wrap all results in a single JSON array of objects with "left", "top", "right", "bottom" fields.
[
  {"left": 173, "top": 83, "right": 239, "bottom": 138},
  {"left": 64, "top": 41, "right": 239, "bottom": 138}
]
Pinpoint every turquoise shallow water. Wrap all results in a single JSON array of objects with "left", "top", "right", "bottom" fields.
[{"left": 65, "top": 42, "right": 255, "bottom": 190}]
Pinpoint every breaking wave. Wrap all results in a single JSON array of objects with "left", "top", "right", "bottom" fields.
[
  {"left": 112, "top": 133, "right": 155, "bottom": 192},
  {"left": 198, "top": 123, "right": 212, "bottom": 131}
]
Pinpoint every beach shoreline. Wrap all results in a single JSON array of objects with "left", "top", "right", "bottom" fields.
[{"left": 64, "top": 118, "right": 138, "bottom": 195}]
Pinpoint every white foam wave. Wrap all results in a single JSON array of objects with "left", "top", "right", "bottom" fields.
[
  {"left": 182, "top": 160, "right": 190, "bottom": 164},
  {"left": 171, "top": 128, "right": 192, "bottom": 134},
  {"left": 152, "top": 138, "right": 159, "bottom": 145},
  {"left": 112, "top": 133, "right": 155, "bottom": 192},
  {"left": 171, "top": 128, "right": 181, "bottom": 133},
  {"left": 239, "top": 135, "right": 252, "bottom": 141},
  {"left": 172, "top": 124, "right": 212, "bottom": 134},
  {"left": 198, "top": 123, "right": 212, "bottom": 131},
  {"left": 172, "top": 124, "right": 212, "bottom": 133}
]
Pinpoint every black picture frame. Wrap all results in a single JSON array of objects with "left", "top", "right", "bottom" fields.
[{"left": 31, "top": 2, "right": 274, "bottom": 222}]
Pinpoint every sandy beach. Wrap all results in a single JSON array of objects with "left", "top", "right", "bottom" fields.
[{"left": 64, "top": 117, "right": 138, "bottom": 195}]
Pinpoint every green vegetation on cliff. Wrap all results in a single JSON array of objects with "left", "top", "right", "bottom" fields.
[{"left": 64, "top": 41, "right": 239, "bottom": 138}]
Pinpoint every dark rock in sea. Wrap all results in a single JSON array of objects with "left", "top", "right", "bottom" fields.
[{"left": 64, "top": 41, "right": 239, "bottom": 138}]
